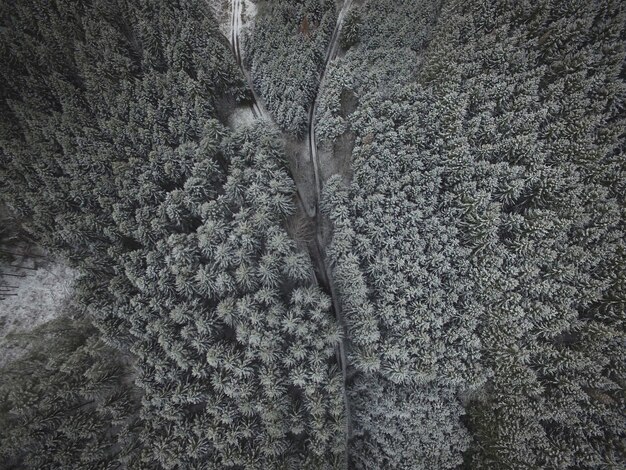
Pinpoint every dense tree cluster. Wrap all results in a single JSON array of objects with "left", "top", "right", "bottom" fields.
[
  {"left": 1, "top": 0, "right": 345, "bottom": 467},
  {"left": 314, "top": 0, "right": 442, "bottom": 143},
  {"left": 0, "top": 0, "right": 246, "bottom": 269},
  {"left": 318, "top": 0, "right": 626, "bottom": 467},
  {"left": 422, "top": 1, "right": 626, "bottom": 467},
  {"left": 243, "top": 0, "right": 336, "bottom": 135},
  {"left": 339, "top": 10, "right": 361, "bottom": 50},
  {"left": 1, "top": 0, "right": 624, "bottom": 468},
  {"left": 0, "top": 313, "right": 143, "bottom": 469},
  {"left": 111, "top": 124, "right": 347, "bottom": 468}
]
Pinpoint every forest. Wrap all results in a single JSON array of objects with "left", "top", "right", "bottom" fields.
[{"left": 0, "top": 0, "right": 624, "bottom": 469}]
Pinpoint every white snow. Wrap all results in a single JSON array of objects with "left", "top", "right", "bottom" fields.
[
  {"left": 207, "top": 0, "right": 232, "bottom": 38},
  {"left": 207, "top": 0, "right": 257, "bottom": 41},
  {"left": 228, "top": 105, "right": 257, "bottom": 129},
  {"left": 0, "top": 259, "right": 78, "bottom": 366},
  {"left": 243, "top": 0, "right": 257, "bottom": 22}
]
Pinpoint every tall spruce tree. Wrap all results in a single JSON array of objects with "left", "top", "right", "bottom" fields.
[
  {"left": 0, "top": 312, "right": 143, "bottom": 469},
  {"left": 1, "top": 1, "right": 346, "bottom": 467},
  {"left": 317, "top": 0, "right": 625, "bottom": 467}
]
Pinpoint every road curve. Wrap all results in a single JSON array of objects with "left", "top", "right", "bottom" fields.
[
  {"left": 308, "top": 0, "right": 353, "bottom": 197},
  {"left": 230, "top": 1, "right": 353, "bottom": 465},
  {"left": 230, "top": 0, "right": 263, "bottom": 117},
  {"left": 306, "top": 1, "right": 354, "bottom": 465},
  {"left": 230, "top": 0, "right": 316, "bottom": 217}
]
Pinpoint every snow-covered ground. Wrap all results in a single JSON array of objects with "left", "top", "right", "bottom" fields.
[
  {"left": 0, "top": 258, "right": 77, "bottom": 366},
  {"left": 208, "top": 0, "right": 257, "bottom": 45},
  {"left": 227, "top": 105, "right": 257, "bottom": 129},
  {"left": 231, "top": 0, "right": 266, "bottom": 119},
  {"left": 210, "top": 0, "right": 266, "bottom": 128},
  {"left": 242, "top": 0, "right": 257, "bottom": 24},
  {"left": 207, "top": 0, "right": 232, "bottom": 38}
]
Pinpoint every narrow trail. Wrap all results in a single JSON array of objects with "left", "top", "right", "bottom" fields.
[
  {"left": 230, "top": 0, "right": 262, "bottom": 117},
  {"left": 230, "top": 1, "right": 353, "bottom": 465},
  {"left": 229, "top": 0, "right": 315, "bottom": 219},
  {"left": 308, "top": 0, "right": 353, "bottom": 198},
  {"left": 306, "top": 1, "right": 354, "bottom": 460}
]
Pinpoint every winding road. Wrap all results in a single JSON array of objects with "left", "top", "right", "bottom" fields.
[
  {"left": 229, "top": 1, "right": 353, "bottom": 465},
  {"left": 304, "top": 0, "right": 355, "bottom": 458},
  {"left": 308, "top": 0, "right": 353, "bottom": 198},
  {"left": 229, "top": 0, "right": 263, "bottom": 117}
]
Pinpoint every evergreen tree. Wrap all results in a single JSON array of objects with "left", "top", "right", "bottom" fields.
[
  {"left": 0, "top": 312, "right": 143, "bottom": 469},
  {"left": 1, "top": 1, "right": 347, "bottom": 467},
  {"left": 243, "top": 0, "right": 337, "bottom": 135},
  {"left": 317, "top": 0, "right": 625, "bottom": 467}
]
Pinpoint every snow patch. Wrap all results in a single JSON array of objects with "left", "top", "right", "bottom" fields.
[
  {"left": 228, "top": 105, "right": 257, "bottom": 129},
  {"left": 207, "top": 0, "right": 232, "bottom": 38},
  {"left": 242, "top": 0, "right": 258, "bottom": 25},
  {"left": 0, "top": 261, "right": 78, "bottom": 365},
  {"left": 207, "top": 0, "right": 257, "bottom": 41}
]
